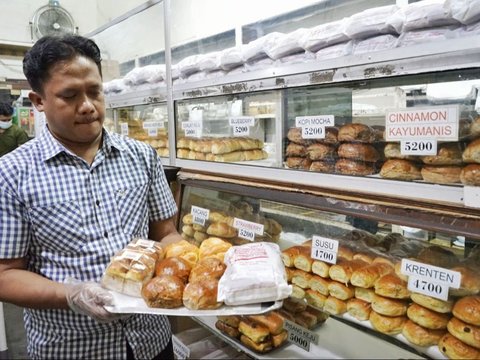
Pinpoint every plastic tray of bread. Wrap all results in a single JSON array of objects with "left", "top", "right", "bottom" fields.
[{"left": 102, "top": 238, "right": 289, "bottom": 316}]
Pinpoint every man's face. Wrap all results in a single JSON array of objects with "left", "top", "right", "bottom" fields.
[
  {"left": 29, "top": 55, "right": 105, "bottom": 146},
  {"left": 0, "top": 115, "right": 12, "bottom": 123}
]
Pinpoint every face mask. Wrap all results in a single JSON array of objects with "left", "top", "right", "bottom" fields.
[{"left": 0, "top": 120, "right": 12, "bottom": 129}]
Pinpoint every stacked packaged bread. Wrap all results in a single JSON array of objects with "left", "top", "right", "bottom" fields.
[{"left": 177, "top": 136, "right": 267, "bottom": 162}]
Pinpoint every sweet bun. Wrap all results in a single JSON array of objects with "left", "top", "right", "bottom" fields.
[
  {"left": 347, "top": 298, "right": 371, "bottom": 321},
  {"left": 217, "top": 315, "right": 241, "bottom": 328},
  {"left": 337, "top": 246, "right": 354, "bottom": 261},
  {"left": 188, "top": 257, "right": 226, "bottom": 283},
  {"left": 453, "top": 296, "right": 480, "bottom": 326},
  {"left": 324, "top": 295, "right": 347, "bottom": 315},
  {"left": 384, "top": 142, "right": 417, "bottom": 160},
  {"left": 338, "top": 123, "right": 376, "bottom": 143},
  {"left": 374, "top": 273, "right": 410, "bottom": 299},
  {"left": 447, "top": 317, "right": 480, "bottom": 349},
  {"left": 371, "top": 294, "right": 407, "bottom": 317},
  {"left": 421, "top": 165, "right": 462, "bottom": 184},
  {"left": 164, "top": 240, "right": 199, "bottom": 268},
  {"left": 470, "top": 116, "right": 480, "bottom": 137},
  {"left": 369, "top": 311, "right": 407, "bottom": 335},
  {"left": 306, "top": 143, "right": 336, "bottom": 160},
  {"left": 215, "top": 320, "right": 240, "bottom": 338},
  {"left": 155, "top": 257, "right": 192, "bottom": 283},
  {"left": 410, "top": 293, "right": 454, "bottom": 314},
  {"left": 292, "top": 269, "right": 313, "bottom": 289},
  {"left": 329, "top": 259, "right": 369, "bottom": 285},
  {"left": 272, "top": 330, "right": 288, "bottom": 348},
  {"left": 206, "top": 222, "right": 237, "bottom": 238},
  {"left": 183, "top": 278, "right": 222, "bottom": 310},
  {"left": 402, "top": 319, "right": 445, "bottom": 347},
  {"left": 305, "top": 289, "right": 328, "bottom": 309},
  {"left": 182, "top": 225, "right": 195, "bottom": 237},
  {"left": 338, "top": 143, "right": 380, "bottom": 162},
  {"left": 449, "top": 266, "right": 480, "bottom": 297},
  {"left": 309, "top": 274, "right": 331, "bottom": 296},
  {"left": 407, "top": 303, "right": 450, "bottom": 330},
  {"left": 283, "top": 296, "right": 307, "bottom": 313},
  {"left": 463, "top": 138, "right": 480, "bottom": 163},
  {"left": 239, "top": 334, "right": 272, "bottom": 353},
  {"left": 238, "top": 319, "right": 271, "bottom": 343},
  {"left": 355, "top": 287, "right": 375, "bottom": 303},
  {"left": 328, "top": 280, "right": 355, "bottom": 300},
  {"left": 380, "top": 159, "right": 422, "bottom": 181},
  {"left": 293, "top": 246, "right": 314, "bottom": 272},
  {"left": 335, "top": 158, "right": 376, "bottom": 176},
  {"left": 281, "top": 246, "right": 303, "bottom": 267},
  {"left": 311, "top": 260, "right": 331, "bottom": 278},
  {"left": 352, "top": 252, "right": 374, "bottom": 264},
  {"left": 351, "top": 263, "right": 394, "bottom": 288},
  {"left": 287, "top": 127, "right": 312, "bottom": 146},
  {"left": 309, "top": 160, "right": 335, "bottom": 173},
  {"left": 127, "top": 238, "right": 164, "bottom": 262},
  {"left": 421, "top": 142, "right": 464, "bottom": 165},
  {"left": 141, "top": 275, "right": 185, "bottom": 308},
  {"left": 461, "top": 164, "right": 480, "bottom": 186},
  {"left": 291, "top": 285, "right": 306, "bottom": 299},
  {"left": 439, "top": 333, "right": 480, "bottom": 360},
  {"left": 198, "top": 237, "right": 232, "bottom": 262},
  {"left": 286, "top": 142, "right": 308, "bottom": 157},
  {"left": 286, "top": 156, "right": 312, "bottom": 169},
  {"left": 246, "top": 312, "right": 285, "bottom": 336}
]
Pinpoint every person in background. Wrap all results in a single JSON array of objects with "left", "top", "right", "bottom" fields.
[
  {"left": 0, "top": 35, "right": 182, "bottom": 359},
  {"left": 0, "top": 102, "right": 29, "bottom": 156}
]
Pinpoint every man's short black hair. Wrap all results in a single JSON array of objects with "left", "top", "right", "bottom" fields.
[
  {"left": 0, "top": 103, "right": 14, "bottom": 117},
  {"left": 23, "top": 34, "right": 102, "bottom": 94}
]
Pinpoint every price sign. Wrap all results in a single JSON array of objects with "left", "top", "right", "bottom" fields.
[
  {"left": 311, "top": 235, "right": 338, "bottom": 264},
  {"left": 295, "top": 115, "right": 335, "bottom": 127},
  {"left": 238, "top": 228, "right": 255, "bottom": 241},
  {"left": 147, "top": 128, "right": 158, "bottom": 137},
  {"left": 401, "top": 139, "right": 437, "bottom": 155},
  {"left": 172, "top": 335, "right": 190, "bottom": 360},
  {"left": 230, "top": 116, "right": 254, "bottom": 137},
  {"left": 143, "top": 121, "right": 164, "bottom": 130},
  {"left": 233, "top": 217, "right": 264, "bottom": 242},
  {"left": 408, "top": 276, "right": 449, "bottom": 301},
  {"left": 302, "top": 125, "right": 325, "bottom": 139},
  {"left": 233, "top": 125, "right": 249, "bottom": 136},
  {"left": 190, "top": 205, "right": 209, "bottom": 226},
  {"left": 284, "top": 319, "right": 319, "bottom": 352},
  {"left": 181, "top": 121, "right": 202, "bottom": 138},
  {"left": 120, "top": 122, "right": 129, "bottom": 136}
]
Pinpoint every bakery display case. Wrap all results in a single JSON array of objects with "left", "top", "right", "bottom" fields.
[{"left": 174, "top": 170, "right": 480, "bottom": 359}]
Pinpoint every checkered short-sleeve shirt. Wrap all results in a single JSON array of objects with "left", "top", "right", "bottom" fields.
[{"left": 0, "top": 128, "right": 177, "bottom": 359}]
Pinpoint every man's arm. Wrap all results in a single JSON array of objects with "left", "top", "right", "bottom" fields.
[
  {"left": 148, "top": 216, "right": 183, "bottom": 248},
  {"left": 0, "top": 257, "right": 68, "bottom": 309}
]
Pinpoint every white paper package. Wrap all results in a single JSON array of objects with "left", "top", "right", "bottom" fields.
[
  {"left": 217, "top": 242, "right": 292, "bottom": 306},
  {"left": 445, "top": 0, "right": 480, "bottom": 24}
]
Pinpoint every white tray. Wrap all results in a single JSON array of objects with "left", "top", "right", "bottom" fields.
[{"left": 105, "top": 290, "right": 283, "bottom": 316}]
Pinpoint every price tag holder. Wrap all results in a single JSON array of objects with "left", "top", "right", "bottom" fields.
[
  {"left": 190, "top": 205, "right": 209, "bottom": 226},
  {"left": 284, "top": 319, "right": 319, "bottom": 352},
  {"left": 400, "top": 139, "right": 437, "bottom": 156},
  {"left": 172, "top": 335, "right": 190, "bottom": 360},
  {"left": 120, "top": 122, "right": 129, "bottom": 136},
  {"left": 407, "top": 275, "right": 449, "bottom": 301},
  {"left": 233, "top": 217, "right": 264, "bottom": 242},
  {"left": 311, "top": 235, "right": 338, "bottom": 264},
  {"left": 295, "top": 115, "right": 334, "bottom": 140}
]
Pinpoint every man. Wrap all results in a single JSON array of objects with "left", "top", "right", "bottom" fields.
[
  {"left": 0, "top": 35, "right": 182, "bottom": 359},
  {"left": 0, "top": 102, "right": 29, "bottom": 156}
]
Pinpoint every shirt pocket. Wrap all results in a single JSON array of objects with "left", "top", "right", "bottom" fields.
[
  {"left": 114, "top": 183, "right": 149, "bottom": 237},
  {"left": 29, "top": 200, "right": 88, "bottom": 253}
]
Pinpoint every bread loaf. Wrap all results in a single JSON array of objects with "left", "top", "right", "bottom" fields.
[
  {"left": 188, "top": 257, "right": 226, "bottom": 283},
  {"left": 283, "top": 297, "right": 307, "bottom": 313},
  {"left": 217, "top": 315, "right": 241, "bottom": 328},
  {"left": 296, "top": 310, "right": 318, "bottom": 329},
  {"left": 238, "top": 319, "right": 271, "bottom": 343},
  {"left": 155, "top": 257, "right": 192, "bottom": 284},
  {"left": 239, "top": 334, "right": 272, "bottom": 353},
  {"left": 272, "top": 330, "right": 288, "bottom": 348},
  {"left": 164, "top": 240, "right": 199, "bottom": 268},
  {"left": 198, "top": 237, "right": 232, "bottom": 262}
]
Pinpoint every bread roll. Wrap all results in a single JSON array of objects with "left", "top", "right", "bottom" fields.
[
  {"left": 309, "top": 160, "right": 335, "bottom": 173},
  {"left": 155, "top": 257, "right": 191, "bottom": 283},
  {"left": 352, "top": 252, "right": 374, "bottom": 264},
  {"left": 239, "top": 334, "right": 272, "bottom": 353},
  {"left": 380, "top": 159, "right": 422, "bottom": 181},
  {"left": 246, "top": 312, "right": 285, "bottom": 336},
  {"left": 449, "top": 266, "right": 480, "bottom": 297},
  {"left": 285, "top": 266, "right": 295, "bottom": 282},
  {"left": 292, "top": 269, "right": 313, "bottom": 289},
  {"left": 305, "top": 289, "right": 328, "bottom": 309},
  {"left": 329, "top": 259, "right": 368, "bottom": 285},
  {"left": 369, "top": 311, "right": 407, "bottom": 335},
  {"left": 338, "top": 123, "right": 376, "bottom": 143},
  {"left": 198, "top": 237, "right": 232, "bottom": 262},
  {"left": 324, "top": 295, "right": 347, "bottom": 315},
  {"left": 188, "top": 257, "right": 226, "bottom": 283},
  {"left": 296, "top": 310, "right": 318, "bottom": 329},
  {"left": 164, "top": 240, "right": 199, "bottom": 268},
  {"left": 374, "top": 273, "right": 410, "bottom": 299},
  {"left": 217, "top": 315, "right": 241, "bottom": 328},
  {"left": 470, "top": 116, "right": 480, "bottom": 137},
  {"left": 215, "top": 320, "right": 240, "bottom": 338},
  {"left": 292, "top": 285, "right": 306, "bottom": 299},
  {"left": 206, "top": 222, "right": 237, "bottom": 238},
  {"left": 182, "top": 214, "right": 194, "bottom": 226},
  {"left": 286, "top": 156, "right": 312, "bottom": 169},
  {"left": 335, "top": 158, "right": 376, "bottom": 176},
  {"left": 183, "top": 278, "right": 222, "bottom": 310},
  {"left": 337, "top": 246, "right": 354, "bottom": 261},
  {"left": 281, "top": 246, "right": 303, "bottom": 267},
  {"left": 447, "top": 316, "right": 480, "bottom": 349},
  {"left": 177, "top": 148, "right": 190, "bottom": 159},
  {"left": 287, "top": 127, "right": 312, "bottom": 146},
  {"left": 347, "top": 298, "right": 371, "bottom": 321},
  {"left": 421, "top": 165, "right": 462, "bottom": 184},
  {"left": 422, "top": 142, "right": 464, "bottom": 165},
  {"left": 338, "top": 143, "right": 380, "bottom": 162},
  {"left": 283, "top": 296, "right": 307, "bottom": 313},
  {"left": 439, "top": 333, "right": 480, "bottom": 360},
  {"left": 371, "top": 294, "right": 408, "bottom": 317},
  {"left": 372, "top": 256, "right": 395, "bottom": 268},
  {"left": 355, "top": 287, "right": 375, "bottom": 303},
  {"left": 306, "top": 143, "right": 336, "bottom": 161},
  {"left": 294, "top": 246, "right": 314, "bottom": 272},
  {"left": 309, "top": 274, "right": 331, "bottom": 296},
  {"left": 276, "top": 309, "right": 296, "bottom": 323},
  {"left": 410, "top": 293, "right": 453, "bottom": 314},
  {"left": 453, "top": 296, "right": 480, "bottom": 326},
  {"left": 384, "top": 142, "right": 417, "bottom": 161},
  {"left": 272, "top": 330, "right": 288, "bottom": 348},
  {"left": 351, "top": 263, "right": 394, "bottom": 288},
  {"left": 286, "top": 142, "right": 308, "bottom": 157},
  {"left": 238, "top": 319, "right": 270, "bottom": 343},
  {"left": 402, "top": 319, "right": 445, "bottom": 347},
  {"left": 407, "top": 303, "right": 450, "bottom": 330},
  {"left": 463, "top": 138, "right": 480, "bottom": 164},
  {"left": 181, "top": 225, "right": 195, "bottom": 237},
  {"left": 312, "top": 260, "right": 331, "bottom": 278},
  {"left": 141, "top": 275, "right": 184, "bottom": 308},
  {"left": 461, "top": 164, "right": 480, "bottom": 186},
  {"left": 193, "top": 231, "right": 208, "bottom": 243},
  {"left": 328, "top": 280, "right": 355, "bottom": 301}
]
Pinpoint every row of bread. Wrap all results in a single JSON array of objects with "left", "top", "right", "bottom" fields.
[
  {"left": 280, "top": 240, "right": 480, "bottom": 359},
  {"left": 180, "top": 205, "right": 282, "bottom": 247},
  {"left": 214, "top": 298, "right": 328, "bottom": 354}
]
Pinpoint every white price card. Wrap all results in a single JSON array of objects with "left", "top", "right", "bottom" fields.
[
  {"left": 302, "top": 125, "right": 325, "bottom": 139},
  {"left": 295, "top": 115, "right": 335, "bottom": 127},
  {"left": 311, "top": 235, "right": 338, "bottom": 264},
  {"left": 230, "top": 116, "right": 254, "bottom": 137},
  {"left": 172, "top": 335, "right": 190, "bottom": 360},
  {"left": 120, "top": 122, "right": 129, "bottom": 136},
  {"left": 143, "top": 121, "right": 165, "bottom": 130},
  {"left": 232, "top": 125, "right": 250, "bottom": 136},
  {"left": 407, "top": 275, "right": 450, "bottom": 301},
  {"left": 400, "top": 139, "right": 437, "bottom": 156},
  {"left": 181, "top": 121, "right": 202, "bottom": 137},
  {"left": 190, "top": 205, "right": 209, "bottom": 226},
  {"left": 233, "top": 217, "right": 264, "bottom": 242},
  {"left": 284, "top": 319, "right": 319, "bottom": 352},
  {"left": 147, "top": 128, "right": 158, "bottom": 137}
]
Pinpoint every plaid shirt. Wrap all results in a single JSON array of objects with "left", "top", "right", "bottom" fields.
[{"left": 0, "top": 127, "right": 177, "bottom": 359}]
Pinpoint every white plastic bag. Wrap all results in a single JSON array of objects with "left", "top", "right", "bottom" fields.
[
  {"left": 177, "top": 54, "right": 202, "bottom": 77},
  {"left": 263, "top": 28, "right": 308, "bottom": 60},
  {"left": 444, "top": 0, "right": 480, "bottom": 24},
  {"left": 315, "top": 41, "right": 353, "bottom": 61},
  {"left": 343, "top": 5, "right": 399, "bottom": 39},
  {"left": 396, "top": 26, "right": 457, "bottom": 47},
  {"left": 217, "top": 242, "right": 291, "bottom": 306},
  {"left": 198, "top": 51, "right": 221, "bottom": 72},
  {"left": 241, "top": 32, "right": 283, "bottom": 62},
  {"left": 299, "top": 19, "right": 349, "bottom": 52},
  {"left": 123, "top": 64, "right": 166, "bottom": 85},
  {"left": 352, "top": 34, "right": 398, "bottom": 55},
  {"left": 219, "top": 47, "right": 244, "bottom": 71}
]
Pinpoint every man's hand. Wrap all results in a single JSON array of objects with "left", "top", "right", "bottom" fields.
[{"left": 66, "top": 282, "right": 126, "bottom": 323}]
